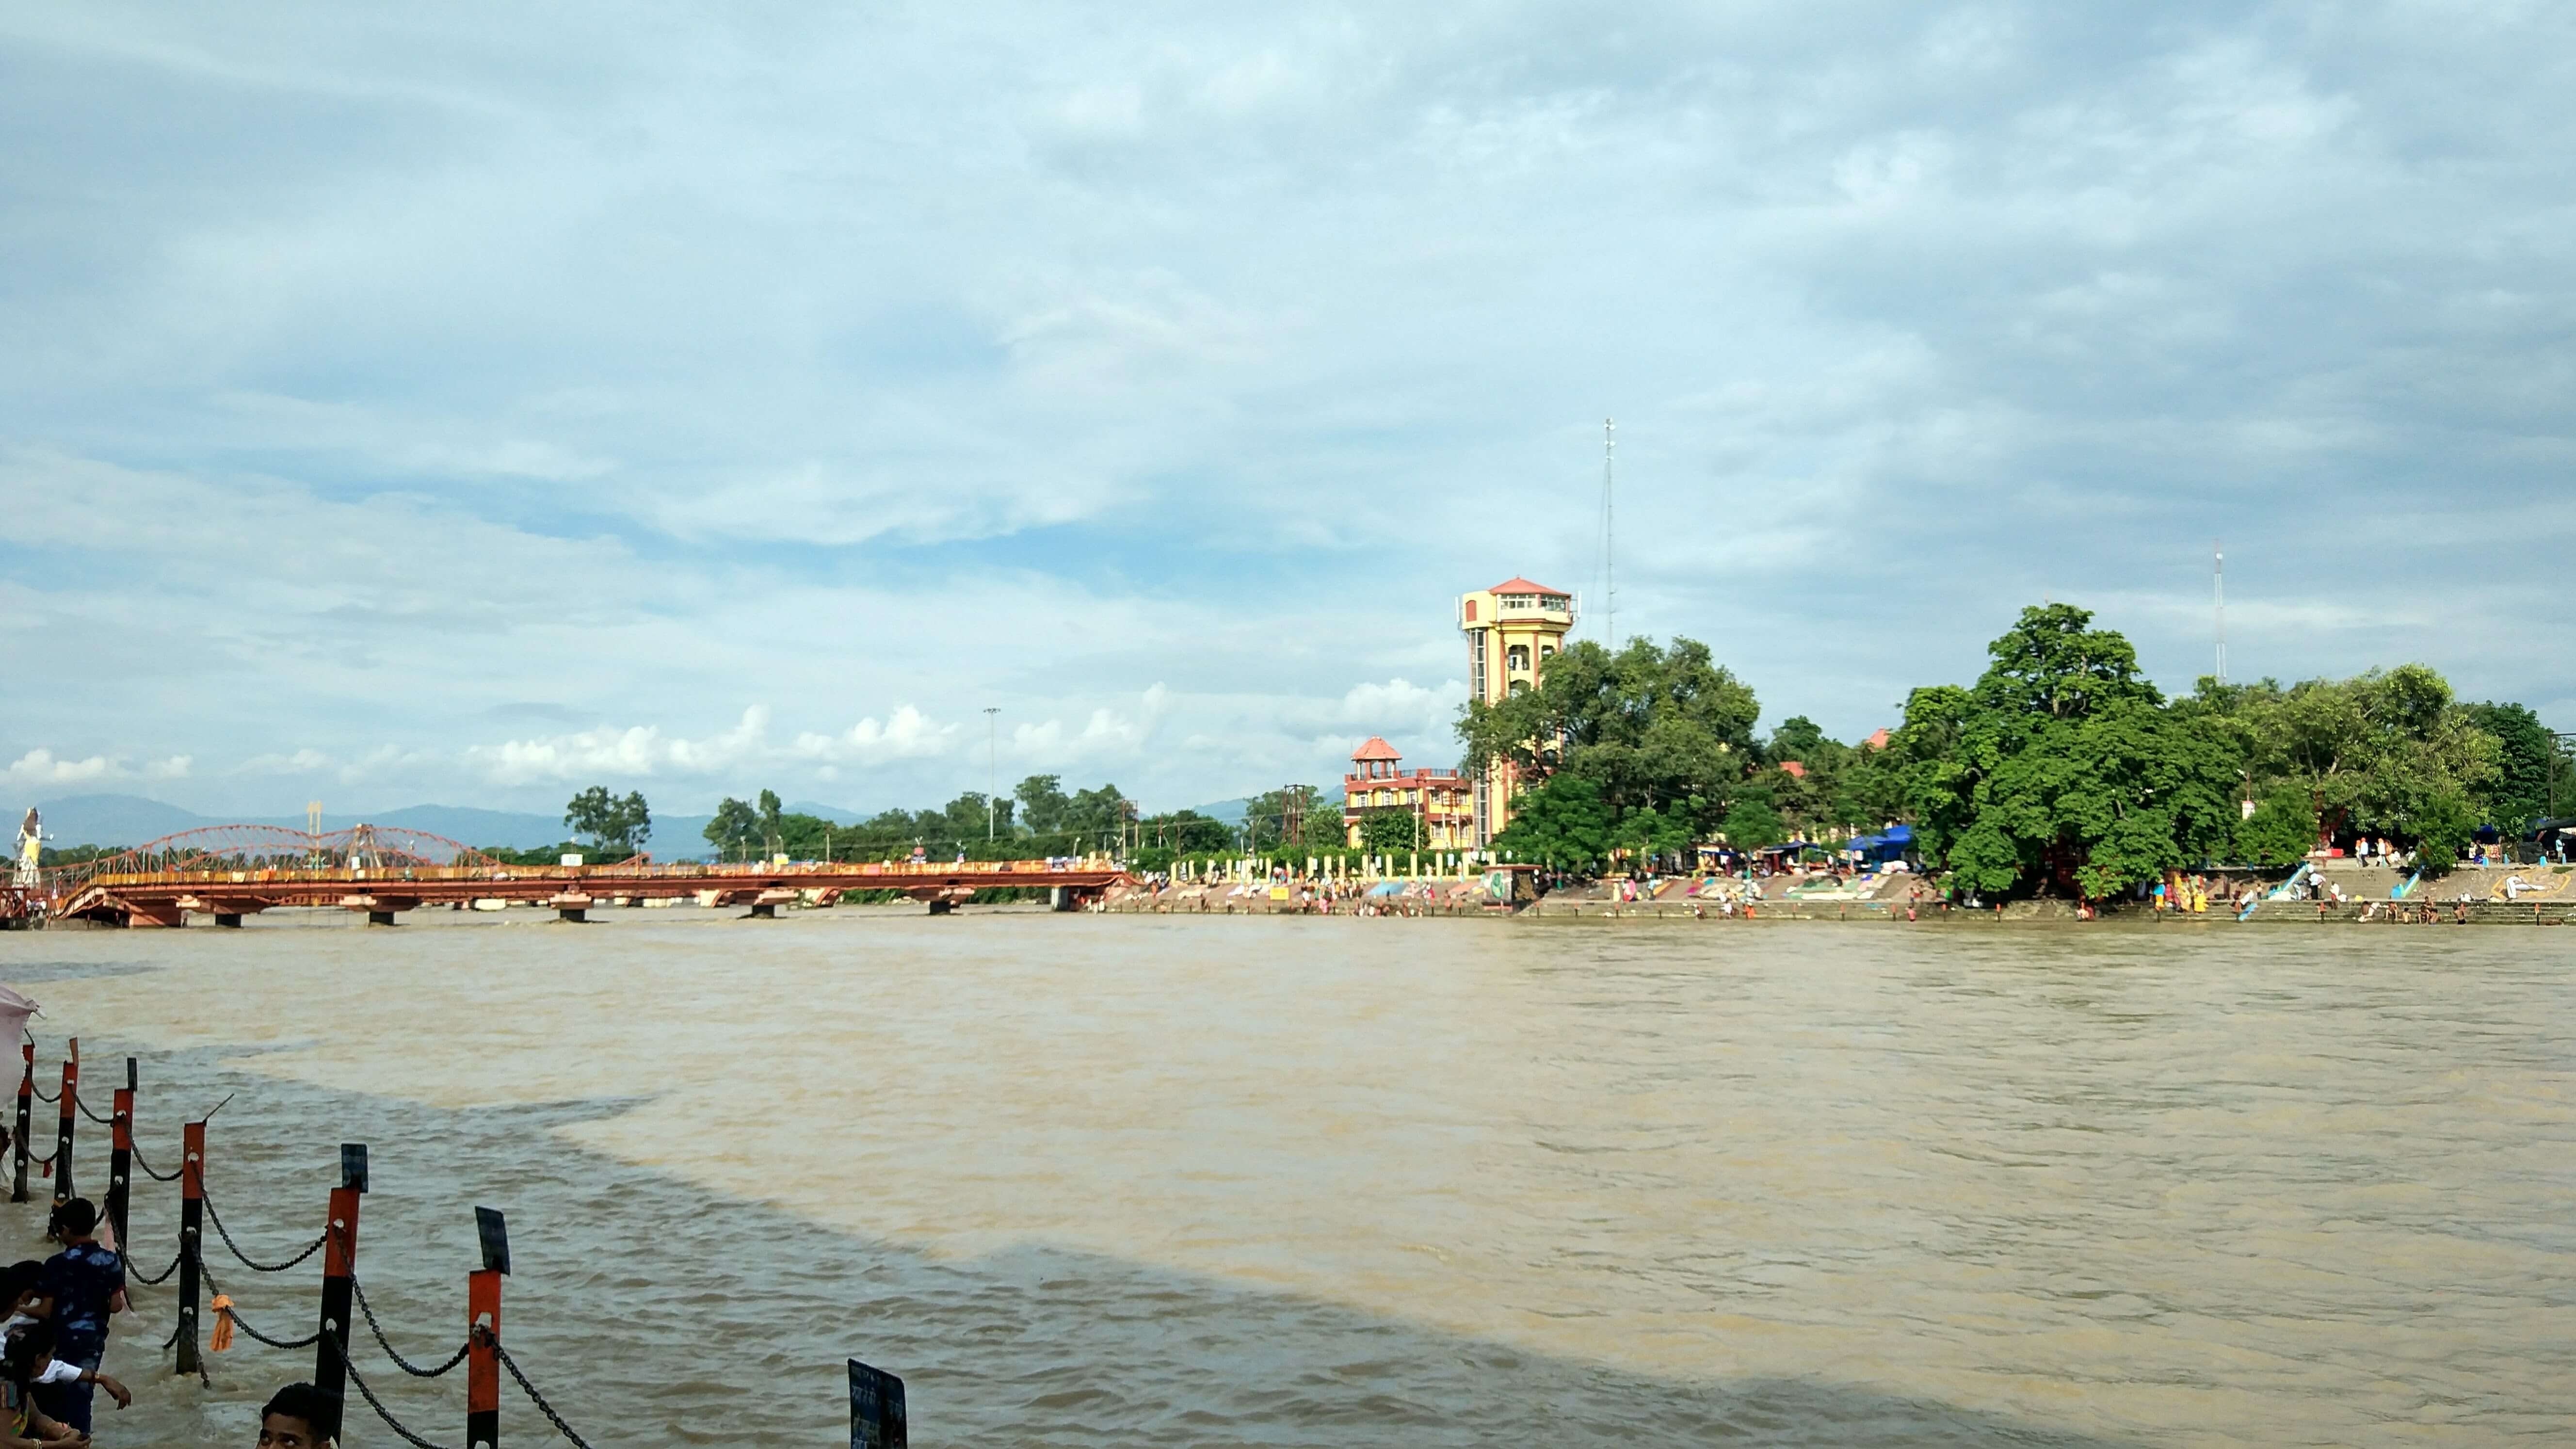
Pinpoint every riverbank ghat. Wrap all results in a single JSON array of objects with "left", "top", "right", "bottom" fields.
[
  {"left": 1102, "top": 859, "right": 2576, "bottom": 923},
  {"left": 0, "top": 1030, "right": 907, "bottom": 1446}
]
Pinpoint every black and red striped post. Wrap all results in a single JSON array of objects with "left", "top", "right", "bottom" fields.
[
  {"left": 467, "top": 1206, "right": 508, "bottom": 1449},
  {"left": 175, "top": 1119, "right": 206, "bottom": 1377},
  {"left": 105, "top": 1058, "right": 135, "bottom": 1250},
  {"left": 10, "top": 1040, "right": 29, "bottom": 1203},
  {"left": 314, "top": 1144, "right": 365, "bottom": 1443},
  {"left": 50, "top": 1046, "right": 76, "bottom": 1206}
]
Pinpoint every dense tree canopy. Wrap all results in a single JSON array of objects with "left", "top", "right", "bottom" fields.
[
  {"left": 2184, "top": 666, "right": 2501, "bottom": 871},
  {"left": 1461, "top": 636, "right": 1762, "bottom": 854},
  {"left": 1488, "top": 774, "right": 1614, "bottom": 869},
  {"left": 2463, "top": 701, "right": 2568, "bottom": 834},
  {"left": 1897, "top": 605, "right": 2239, "bottom": 900},
  {"left": 1460, "top": 637, "right": 1759, "bottom": 820}
]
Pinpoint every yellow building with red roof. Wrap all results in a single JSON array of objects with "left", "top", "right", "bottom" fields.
[
  {"left": 1340, "top": 737, "right": 1472, "bottom": 849},
  {"left": 1458, "top": 576, "right": 1576, "bottom": 846}
]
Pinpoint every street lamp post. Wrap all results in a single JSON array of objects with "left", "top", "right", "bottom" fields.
[{"left": 984, "top": 707, "right": 1000, "bottom": 841}]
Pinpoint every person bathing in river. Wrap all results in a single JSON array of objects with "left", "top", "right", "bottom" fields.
[
  {"left": 0, "top": 1327, "right": 120, "bottom": 1421},
  {"left": 254, "top": 1383, "right": 336, "bottom": 1449},
  {"left": 0, "top": 1328, "right": 82, "bottom": 1449},
  {"left": 0, "top": 1276, "right": 122, "bottom": 1420},
  {"left": 32, "top": 1203, "right": 121, "bottom": 1438}
]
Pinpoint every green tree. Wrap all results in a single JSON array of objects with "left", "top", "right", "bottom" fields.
[
  {"left": 1899, "top": 605, "right": 2238, "bottom": 900},
  {"left": 703, "top": 797, "right": 761, "bottom": 860},
  {"left": 2410, "top": 790, "right": 2480, "bottom": 876},
  {"left": 1356, "top": 807, "right": 1424, "bottom": 855},
  {"left": 564, "top": 787, "right": 651, "bottom": 854},
  {"left": 943, "top": 791, "right": 1012, "bottom": 840},
  {"left": 2197, "top": 667, "right": 2501, "bottom": 846},
  {"left": 1613, "top": 802, "right": 1698, "bottom": 863},
  {"left": 757, "top": 789, "right": 784, "bottom": 851},
  {"left": 1014, "top": 775, "right": 1070, "bottom": 834},
  {"left": 1459, "top": 634, "right": 1761, "bottom": 843},
  {"left": 2463, "top": 701, "right": 2560, "bottom": 835},
  {"left": 1142, "top": 809, "right": 1232, "bottom": 854},
  {"left": 1720, "top": 797, "right": 1786, "bottom": 851},
  {"left": 1766, "top": 716, "right": 1831, "bottom": 767},
  {"left": 1489, "top": 774, "right": 1615, "bottom": 869},
  {"left": 1062, "top": 784, "right": 1131, "bottom": 844},
  {"left": 2233, "top": 794, "right": 2317, "bottom": 868}
]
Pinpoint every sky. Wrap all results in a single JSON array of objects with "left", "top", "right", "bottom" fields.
[{"left": 1, "top": 2, "right": 2570, "bottom": 821}]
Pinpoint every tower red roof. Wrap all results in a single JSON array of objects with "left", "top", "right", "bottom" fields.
[
  {"left": 1350, "top": 736, "right": 1402, "bottom": 761},
  {"left": 1487, "top": 577, "right": 1565, "bottom": 596}
]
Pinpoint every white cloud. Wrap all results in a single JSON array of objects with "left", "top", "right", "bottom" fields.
[
  {"left": 1005, "top": 685, "right": 1172, "bottom": 765},
  {"left": 468, "top": 707, "right": 772, "bottom": 786},
  {"left": 237, "top": 748, "right": 335, "bottom": 776},
  {"left": 4, "top": 750, "right": 117, "bottom": 785},
  {"left": 790, "top": 706, "right": 954, "bottom": 765}
]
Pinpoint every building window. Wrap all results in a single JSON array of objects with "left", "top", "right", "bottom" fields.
[
  {"left": 1506, "top": 644, "right": 1530, "bottom": 672},
  {"left": 1509, "top": 678, "right": 1530, "bottom": 695},
  {"left": 1464, "top": 599, "right": 1478, "bottom": 622},
  {"left": 1469, "top": 631, "right": 1488, "bottom": 701}
]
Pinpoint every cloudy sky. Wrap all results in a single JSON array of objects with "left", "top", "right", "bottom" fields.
[{"left": 2, "top": 2, "right": 2569, "bottom": 819}]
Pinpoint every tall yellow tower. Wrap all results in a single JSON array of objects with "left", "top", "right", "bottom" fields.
[{"left": 1458, "top": 577, "right": 1575, "bottom": 847}]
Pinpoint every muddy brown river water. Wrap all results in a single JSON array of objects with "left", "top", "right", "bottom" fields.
[{"left": 0, "top": 909, "right": 2568, "bottom": 1446}]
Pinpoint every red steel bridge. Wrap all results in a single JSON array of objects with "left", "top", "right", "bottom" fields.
[{"left": 18, "top": 824, "right": 1132, "bottom": 928}]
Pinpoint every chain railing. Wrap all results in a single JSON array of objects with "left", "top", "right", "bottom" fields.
[
  {"left": 201, "top": 1188, "right": 330, "bottom": 1273},
  {"left": 495, "top": 1340, "right": 599, "bottom": 1449},
  {"left": 325, "top": 1332, "right": 461, "bottom": 1449},
  {"left": 128, "top": 1137, "right": 185, "bottom": 1182},
  {"left": 351, "top": 1270, "right": 472, "bottom": 1379}
]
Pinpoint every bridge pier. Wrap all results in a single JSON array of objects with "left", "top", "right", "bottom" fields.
[
  {"left": 214, "top": 914, "right": 243, "bottom": 929},
  {"left": 927, "top": 899, "right": 955, "bottom": 916},
  {"left": 366, "top": 910, "right": 399, "bottom": 927},
  {"left": 748, "top": 902, "right": 778, "bottom": 919},
  {"left": 1050, "top": 887, "right": 1074, "bottom": 912}
]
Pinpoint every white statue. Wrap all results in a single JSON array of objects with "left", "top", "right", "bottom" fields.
[{"left": 14, "top": 807, "right": 38, "bottom": 886}]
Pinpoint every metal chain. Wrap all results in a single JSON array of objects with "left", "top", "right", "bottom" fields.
[
  {"left": 200, "top": 1266, "right": 324, "bottom": 1351},
  {"left": 200, "top": 1190, "right": 329, "bottom": 1273},
  {"left": 125, "top": 1249, "right": 183, "bottom": 1286},
  {"left": 128, "top": 1139, "right": 184, "bottom": 1182},
  {"left": 74, "top": 1092, "right": 114, "bottom": 1127},
  {"left": 350, "top": 1272, "right": 471, "bottom": 1379},
  {"left": 31, "top": 1082, "right": 58, "bottom": 1103},
  {"left": 22, "top": 1140, "right": 55, "bottom": 1166},
  {"left": 495, "top": 1342, "right": 599, "bottom": 1449},
  {"left": 323, "top": 1333, "right": 460, "bottom": 1449}
]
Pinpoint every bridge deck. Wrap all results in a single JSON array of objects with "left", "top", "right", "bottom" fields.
[{"left": 50, "top": 860, "right": 1131, "bottom": 926}]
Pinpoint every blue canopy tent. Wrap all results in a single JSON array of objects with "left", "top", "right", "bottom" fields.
[{"left": 1846, "top": 825, "right": 1914, "bottom": 865}]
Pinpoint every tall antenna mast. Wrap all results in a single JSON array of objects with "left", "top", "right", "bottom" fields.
[
  {"left": 2213, "top": 541, "right": 2227, "bottom": 684},
  {"left": 1600, "top": 417, "right": 1615, "bottom": 646}
]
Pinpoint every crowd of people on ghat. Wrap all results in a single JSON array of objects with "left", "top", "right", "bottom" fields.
[{"left": 0, "top": 1195, "right": 333, "bottom": 1447}]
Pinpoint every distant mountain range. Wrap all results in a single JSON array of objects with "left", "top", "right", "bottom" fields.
[{"left": 26, "top": 793, "right": 868, "bottom": 855}]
